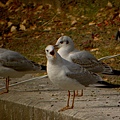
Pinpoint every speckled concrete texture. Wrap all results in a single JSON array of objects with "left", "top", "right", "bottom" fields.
[{"left": 0, "top": 75, "right": 120, "bottom": 120}]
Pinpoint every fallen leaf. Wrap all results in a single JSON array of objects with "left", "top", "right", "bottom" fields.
[
  {"left": 8, "top": 21, "right": 13, "bottom": 27},
  {"left": 10, "top": 26, "right": 17, "bottom": 32},
  {"left": 69, "top": 27, "right": 76, "bottom": 30},
  {"left": 96, "top": 13, "right": 102, "bottom": 17},
  {"left": 90, "top": 48, "right": 99, "bottom": 52},
  {"left": 119, "top": 14, "right": 120, "bottom": 18},
  {"left": 0, "top": 20, "right": 5, "bottom": 25},
  {"left": 37, "top": 5, "right": 43, "bottom": 10},
  {"left": 6, "top": 0, "right": 13, "bottom": 6},
  {"left": 30, "top": 24, "right": 37, "bottom": 30},
  {"left": 109, "top": 58, "right": 116, "bottom": 62},
  {"left": 20, "top": 24, "right": 26, "bottom": 31},
  {"left": 115, "top": 46, "right": 120, "bottom": 50},
  {"left": 22, "top": 19, "right": 27, "bottom": 25},
  {"left": 107, "top": 1, "right": 113, "bottom": 8},
  {"left": 93, "top": 37, "right": 100, "bottom": 41},
  {"left": 104, "top": 20, "right": 109, "bottom": 25},
  {"left": 44, "top": 27, "right": 51, "bottom": 31},
  {"left": 81, "top": 15, "right": 88, "bottom": 19},
  {"left": 0, "top": 2, "right": 5, "bottom": 7},
  {"left": 89, "top": 22, "right": 95, "bottom": 26},
  {"left": 71, "top": 20, "right": 77, "bottom": 26}
]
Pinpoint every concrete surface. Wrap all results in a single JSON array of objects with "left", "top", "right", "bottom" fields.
[{"left": 0, "top": 74, "right": 120, "bottom": 120}]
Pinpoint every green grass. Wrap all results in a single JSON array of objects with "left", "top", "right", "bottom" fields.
[{"left": 1, "top": 0, "right": 120, "bottom": 84}]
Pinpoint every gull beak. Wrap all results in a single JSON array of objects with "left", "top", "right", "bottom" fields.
[
  {"left": 50, "top": 50, "right": 56, "bottom": 58},
  {"left": 54, "top": 45, "right": 59, "bottom": 50}
]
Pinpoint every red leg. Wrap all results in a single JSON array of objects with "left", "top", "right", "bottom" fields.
[
  {"left": 59, "top": 90, "right": 76, "bottom": 112},
  {"left": 75, "top": 89, "right": 83, "bottom": 97},
  {"left": 0, "top": 77, "right": 10, "bottom": 95},
  {"left": 66, "top": 90, "right": 70, "bottom": 107},
  {"left": 6, "top": 77, "right": 9, "bottom": 93},
  {"left": 71, "top": 90, "right": 75, "bottom": 108}
]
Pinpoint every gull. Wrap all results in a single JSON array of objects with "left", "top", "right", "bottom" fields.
[
  {"left": 55, "top": 36, "right": 120, "bottom": 74},
  {"left": 55, "top": 36, "right": 120, "bottom": 96},
  {"left": 0, "top": 48, "right": 46, "bottom": 94},
  {"left": 45, "top": 45, "right": 103, "bottom": 111}
]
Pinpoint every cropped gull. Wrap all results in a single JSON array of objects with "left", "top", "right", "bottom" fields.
[
  {"left": 55, "top": 36, "right": 120, "bottom": 96},
  {"left": 0, "top": 48, "right": 46, "bottom": 94}
]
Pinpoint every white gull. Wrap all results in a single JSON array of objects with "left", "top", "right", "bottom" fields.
[
  {"left": 45, "top": 45, "right": 103, "bottom": 111},
  {"left": 55, "top": 36, "right": 120, "bottom": 96}
]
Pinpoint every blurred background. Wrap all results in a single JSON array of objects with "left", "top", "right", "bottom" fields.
[{"left": 0, "top": 0, "right": 120, "bottom": 84}]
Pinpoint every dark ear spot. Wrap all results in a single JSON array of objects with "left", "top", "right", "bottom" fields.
[
  {"left": 66, "top": 40, "right": 69, "bottom": 44},
  {"left": 60, "top": 41, "right": 63, "bottom": 44}
]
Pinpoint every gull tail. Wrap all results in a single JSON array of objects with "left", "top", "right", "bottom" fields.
[
  {"left": 101, "top": 63, "right": 120, "bottom": 75},
  {"left": 96, "top": 80, "right": 120, "bottom": 88},
  {"left": 31, "top": 61, "right": 47, "bottom": 71},
  {"left": 41, "top": 65, "right": 47, "bottom": 71},
  {"left": 101, "top": 63, "right": 113, "bottom": 74},
  {"left": 102, "top": 69, "right": 120, "bottom": 75}
]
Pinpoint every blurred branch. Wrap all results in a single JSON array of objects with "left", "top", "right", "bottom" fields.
[{"left": 98, "top": 54, "right": 120, "bottom": 61}]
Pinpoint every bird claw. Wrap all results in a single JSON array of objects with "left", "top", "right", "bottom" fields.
[
  {"left": 58, "top": 106, "right": 73, "bottom": 112},
  {"left": 0, "top": 89, "right": 9, "bottom": 95},
  {"left": 75, "top": 93, "right": 83, "bottom": 97}
]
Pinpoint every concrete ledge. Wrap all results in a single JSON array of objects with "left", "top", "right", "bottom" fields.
[{"left": 0, "top": 76, "right": 120, "bottom": 120}]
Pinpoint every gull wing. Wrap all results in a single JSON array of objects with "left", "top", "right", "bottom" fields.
[
  {"left": 70, "top": 50, "right": 107, "bottom": 73},
  {"left": 64, "top": 59, "right": 102, "bottom": 86},
  {"left": 66, "top": 68, "right": 101, "bottom": 87},
  {"left": 0, "top": 50, "right": 35, "bottom": 71}
]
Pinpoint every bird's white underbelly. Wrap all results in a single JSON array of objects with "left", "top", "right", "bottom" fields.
[{"left": 48, "top": 68, "right": 85, "bottom": 90}]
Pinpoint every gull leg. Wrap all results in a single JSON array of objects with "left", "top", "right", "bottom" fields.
[
  {"left": 59, "top": 90, "right": 75, "bottom": 112},
  {"left": 66, "top": 90, "right": 70, "bottom": 107},
  {"left": 75, "top": 89, "right": 83, "bottom": 97},
  {"left": 6, "top": 77, "right": 10, "bottom": 93},
  {"left": 0, "top": 77, "right": 10, "bottom": 95},
  {"left": 75, "top": 90, "right": 79, "bottom": 96},
  {"left": 71, "top": 90, "right": 75, "bottom": 108},
  {"left": 58, "top": 90, "right": 70, "bottom": 112}
]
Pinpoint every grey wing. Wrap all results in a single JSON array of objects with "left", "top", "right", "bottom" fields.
[
  {"left": 70, "top": 50, "right": 104, "bottom": 73},
  {"left": 0, "top": 48, "right": 8, "bottom": 53},
  {"left": 0, "top": 50, "right": 35, "bottom": 71},
  {"left": 66, "top": 68, "right": 101, "bottom": 86}
]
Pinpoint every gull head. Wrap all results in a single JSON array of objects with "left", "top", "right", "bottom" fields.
[
  {"left": 45, "top": 45, "right": 56, "bottom": 60},
  {"left": 55, "top": 36, "right": 74, "bottom": 50}
]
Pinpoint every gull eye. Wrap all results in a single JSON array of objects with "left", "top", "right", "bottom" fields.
[
  {"left": 60, "top": 41, "right": 63, "bottom": 44},
  {"left": 46, "top": 50, "right": 49, "bottom": 52},
  {"left": 66, "top": 40, "right": 69, "bottom": 44}
]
